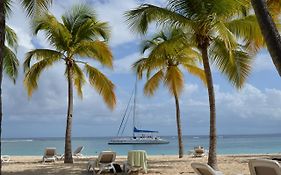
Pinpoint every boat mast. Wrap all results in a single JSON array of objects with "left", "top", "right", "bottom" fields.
[{"left": 133, "top": 76, "right": 137, "bottom": 138}]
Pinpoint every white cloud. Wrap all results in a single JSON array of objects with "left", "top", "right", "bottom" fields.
[
  {"left": 253, "top": 50, "right": 276, "bottom": 72},
  {"left": 114, "top": 52, "right": 140, "bottom": 73}
]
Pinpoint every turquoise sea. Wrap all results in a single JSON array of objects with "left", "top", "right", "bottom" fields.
[{"left": 2, "top": 134, "right": 281, "bottom": 156}]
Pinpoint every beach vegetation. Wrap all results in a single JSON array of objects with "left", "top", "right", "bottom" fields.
[
  {"left": 23, "top": 4, "right": 116, "bottom": 163},
  {"left": 133, "top": 28, "right": 206, "bottom": 158},
  {"left": 126, "top": 0, "right": 260, "bottom": 169}
]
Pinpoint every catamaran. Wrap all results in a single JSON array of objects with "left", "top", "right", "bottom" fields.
[{"left": 108, "top": 81, "right": 169, "bottom": 144}]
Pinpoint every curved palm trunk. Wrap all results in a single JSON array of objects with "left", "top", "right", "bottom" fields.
[
  {"left": 251, "top": 0, "right": 281, "bottom": 76},
  {"left": 201, "top": 44, "right": 218, "bottom": 170},
  {"left": 174, "top": 94, "right": 184, "bottom": 158},
  {"left": 0, "top": 0, "right": 5, "bottom": 173},
  {"left": 64, "top": 63, "right": 74, "bottom": 163}
]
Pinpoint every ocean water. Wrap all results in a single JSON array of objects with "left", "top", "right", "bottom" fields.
[{"left": 2, "top": 134, "right": 281, "bottom": 156}]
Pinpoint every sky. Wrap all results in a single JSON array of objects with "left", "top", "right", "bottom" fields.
[{"left": 3, "top": 0, "right": 281, "bottom": 138}]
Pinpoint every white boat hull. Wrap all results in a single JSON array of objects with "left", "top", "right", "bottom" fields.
[{"left": 108, "top": 137, "right": 169, "bottom": 144}]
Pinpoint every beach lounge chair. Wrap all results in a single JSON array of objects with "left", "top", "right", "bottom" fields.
[
  {"left": 249, "top": 159, "right": 281, "bottom": 175},
  {"left": 73, "top": 146, "right": 84, "bottom": 158},
  {"left": 87, "top": 151, "right": 116, "bottom": 174},
  {"left": 59, "top": 146, "right": 84, "bottom": 160},
  {"left": 124, "top": 150, "right": 148, "bottom": 174},
  {"left": 193, "top": 146, "right": 206, "bottom": 157},
  {"left": 42, "top": 147, "right": 57, "bottom": 162},
  {"left": 191, "top": 162, "right": 224, "bottom": 175},
  {"left": 1, "top": 155, "right": 10, "bottom": 163}
]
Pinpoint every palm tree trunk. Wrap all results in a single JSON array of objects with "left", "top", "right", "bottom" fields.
[
  {"left": 251, "top": 0, "right": 281, "bottom": 76},
  {"left": 0, "top": 0, "right": 5, "bottom": 173},
  {"left": 200, "top": 44, "right": 218, "bottom": 170},
  {"left": 174, "top": 94, "right": 184, "bottom": 158},
  {"left": 64, "top": 63, "right": 74, "bottom": 163}
]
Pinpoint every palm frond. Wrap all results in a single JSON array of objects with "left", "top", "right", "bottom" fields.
[
  {"left": 62, "top": 3, "right": 96, "bottom": 36},
  {"left": 73, "top": 62, "right": 86, "bottom": 98},
  {"left": 84, "top": 64, "right": 116, "bottom": 109},
  {"left": 226, "top": 15, "right": 263, "bottom": 54},
  {"left": 144, "top": 69, "right": 164, "bottom": 96},
  {"left": 4, "top": 46, "right": 19, "bottom": 83},
  {"left": 125, "top": 4, "right": 194, "bottom": 34},
  {"left": 209, "top": 38, "right": 252, "bottom": 88},
  {"left": 74, "top": 20, "right": 110, "bottom": 44},
  {"left": 75, "top": 40, "right": 113, "bottom": 68},
  {"left": 5, "top": 25, "right": 18, "bottom": 49},
  {"left": 20, "top": 0, "right": 52, "bottom": 17},
  {"left": 164, "top": 66, "right": 184, "bottom": 96},
  {"left": 23, "top": 49, "right": 63, "bottom": 72},
  {"left": 182, "top": 64, "right": 206, "bottom": 86},
  {"left": 32, "top": 13, "right": 72, "bottom": 51},
  {"left": 24, "top": 55, "right": 60, "bottom": 96}
]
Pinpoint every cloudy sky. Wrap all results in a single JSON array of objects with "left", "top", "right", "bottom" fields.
[{"left": 3, "top": 0, "right": 281, "bottom": 138}]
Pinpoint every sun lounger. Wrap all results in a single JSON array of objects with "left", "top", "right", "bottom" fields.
[
  {"left": 87, "top": 151, "right": 117, "bottom": 174},
  {"left": 249, "top": 159, "right": 281, "bottom": 175},
  {"left": 192, "top": 146, "right": 206, "bottom": 157},
  {"left": 42, "top": 147, "right": 58, "bottom": 162},
  {"left": 124, "top": 150, "right": 148, "bottom": 174},
  {"left": 60, "top": 146, "right": 84, "bottom": 160},
  {"left": 191, "top": 162, "right": 224, "bottom": 175},
  {"left": 1, "top": 155, "right": 10, "bottom": 163}
]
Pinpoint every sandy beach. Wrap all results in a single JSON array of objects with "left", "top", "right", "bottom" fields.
[{"left": 2, "top": 154, "right": 281, "bottom": 175}]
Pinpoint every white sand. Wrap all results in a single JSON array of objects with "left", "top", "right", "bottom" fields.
[{"left": 2, "top": 154, "right": 281, "bottom": 175}]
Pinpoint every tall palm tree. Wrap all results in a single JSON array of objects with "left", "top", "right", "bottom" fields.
[
  {"left": 0, "top": 0, "right": 51, "bottom": 173},
  {"left": 126, "top": 0, "right": 258, "bottom": 169},
  {"left": 250, "top": 0, "right": 281, "bottom": 76},
  {"left": 23, "top": 4, "right": 116, "bottom": 163},
  {"left": 134, "top": 29, "right": 206, "bottom": 158}
]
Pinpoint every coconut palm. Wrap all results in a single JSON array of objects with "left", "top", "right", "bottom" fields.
[
  {"left": 0, "top": 0, "right": 51, "bottom": 172},
  {"left": 126, "top": 0, "right": 258, "bottom": 169},
  {"left": 250, "top": 0, "right": 281, "bottom": 76},
  {"left": 134, "top": 29, "right": 206, "bottom": 158},
  {"left": 23, "top": 4, "right": 116, "bottom": 163}
]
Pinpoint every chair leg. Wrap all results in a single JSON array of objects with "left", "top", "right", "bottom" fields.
[{"left": 111, "top": 163, "right": 116, "bottom": 174}]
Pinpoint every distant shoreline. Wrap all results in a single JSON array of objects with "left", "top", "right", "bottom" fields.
[{"left": 3, "top": 132, "right": 281, "bottom": 139}]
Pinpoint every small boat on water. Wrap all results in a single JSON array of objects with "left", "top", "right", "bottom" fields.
[
  {"left": 108, "top": 81, "right": 169, "bottom": 145},
  {"left": 108, "top": 127, "right": 169, "bottom": 144}
]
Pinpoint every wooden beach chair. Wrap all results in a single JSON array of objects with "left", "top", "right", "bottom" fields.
[
  {"left": 249, "top": 159, "right": 281, "bottom": 175},
  {"left": 87, "top": 151, "right": 116, "bottom": 174},
  {"left": 42, "top": 147, "right": 58, "bottom": 162},
  {"left": 191, "top": 162, "right": 224, "bottom": 175}
]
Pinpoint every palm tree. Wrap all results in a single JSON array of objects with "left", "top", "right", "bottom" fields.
[
  {"left": 250, "top": 0, "right": 281, "bottom": 76},
  {"left": 23, "top": 4, "right": 116, "bottom": 163},
  {"left": 126, "top": 0, "right": 258, "bottom": 169},
  {"left": 134, "top": 29, "right": 206, "bottom": 158},
  {"left": 0, "top": 0, "right": 51, "bottom": 173}
]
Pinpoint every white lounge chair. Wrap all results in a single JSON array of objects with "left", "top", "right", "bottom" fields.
[
  {"left": 42, "top": 147, "right": 57, "bottom": 162},
  {"left": 60, "top": 146, "right": 84, "bottom": 160},
  {"left": 1, "top": 155, "right": 10, "bottom": 163},
  {"left": 193, "top": 146, "right": 206, "bottom": 157},
  {"left": 249, "top": 159, "right": 281, "bottom": 175},
  {"left": 73, "top": 146, "right": 84, "bottom": 158},
  {"left": 191, "top": 162, "right": 224, "bottom": 175},
  {"left": 87, "top": 151, "right": 116, "bottom": 174}
]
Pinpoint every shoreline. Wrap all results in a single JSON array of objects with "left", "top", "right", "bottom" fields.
[{"left": 3, "top": 154, "right": 281, "bottom": 175}]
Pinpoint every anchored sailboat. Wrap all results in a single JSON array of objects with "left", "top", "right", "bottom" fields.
[{"left": 108, "top": 80, "right": 169, "bottom": 144}]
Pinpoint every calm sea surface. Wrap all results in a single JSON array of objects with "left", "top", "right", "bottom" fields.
[{"left": 2, "top": 134, "right": 281, "bottom": 156}]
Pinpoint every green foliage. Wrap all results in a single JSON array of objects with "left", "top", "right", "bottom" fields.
[
  {"left": 134, "top": 29, "right": 206, "bottom": 97},
  {"left": 20, "top": 0, "right": 52, "bottom": 17},
  {"left": 126, "top": 0, "right": 262, "bottom": 89},
  {"left": 24, "top": 4, "right": 116, "bottom": 109}
]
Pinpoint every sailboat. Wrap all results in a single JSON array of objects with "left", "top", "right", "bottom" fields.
[{"left": 108, "top": 80, "right": 169, "bottom": 144}]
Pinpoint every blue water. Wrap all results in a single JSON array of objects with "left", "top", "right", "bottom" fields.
[{"left": 2, "top": 134, "right": 281, "bottom": 156}]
